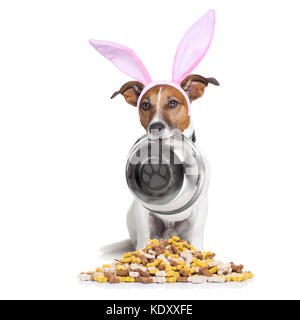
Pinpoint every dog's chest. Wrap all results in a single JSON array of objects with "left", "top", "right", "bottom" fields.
[{"left": 148, "top": 211, "right": 194, "bottom": 242}]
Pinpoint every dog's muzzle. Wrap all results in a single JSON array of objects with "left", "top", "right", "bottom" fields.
[{"left": 126, "top": 133, "right": 206, "bottom": 214}]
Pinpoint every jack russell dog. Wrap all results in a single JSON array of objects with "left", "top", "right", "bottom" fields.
[
  {"left": 111, "top": 75, "right": 219, "bottom": 250},
  {"left": 90, "top": 10, "right": 219, "bottom": 250}
]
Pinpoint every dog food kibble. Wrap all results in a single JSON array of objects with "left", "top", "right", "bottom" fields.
[{"left": 78, "top": 236, "right": 253, "bottom": 285}]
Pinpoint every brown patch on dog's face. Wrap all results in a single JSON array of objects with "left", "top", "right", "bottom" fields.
[
  {"left": 163, "top": 96, "right": 190, "bottom": 132},
  {"left": 139, "top": 85, "right": 190, "bottom": 138}
]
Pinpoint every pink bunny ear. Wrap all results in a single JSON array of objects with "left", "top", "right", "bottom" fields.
[
  {"left": 172, "top": 10, "right": 216, "bottom": 84},
  {"left": 89, "top": 40, "right": 152, "bottom": 85}
]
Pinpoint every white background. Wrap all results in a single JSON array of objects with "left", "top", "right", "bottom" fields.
[{"left": 0, "top": 0, "right": 300, "bottom": 300}]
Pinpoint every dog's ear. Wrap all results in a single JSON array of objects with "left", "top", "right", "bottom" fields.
[
  {"left": 111, "top": 81, "right": 144, "bottom": 106},
  {"left": 180, "top": 74, "right": 219, "bottom": 102}
]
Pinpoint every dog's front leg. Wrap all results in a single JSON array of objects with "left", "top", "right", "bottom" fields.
[
  {"left": 127, "top": 200, "right": 150, "bottom": 250},
  {"left": 135, "top": 211, "right": 150, "bottom": 250},
  {"left": 190, "top": 194, "right": 208, "bottom": 251}
]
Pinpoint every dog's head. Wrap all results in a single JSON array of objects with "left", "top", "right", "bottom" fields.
[
  {"left": 111, "top": 74, "right": 219, "bottom": 139},
  {"left": 91, "top": 10, "right": 218, "bottom": 139}
]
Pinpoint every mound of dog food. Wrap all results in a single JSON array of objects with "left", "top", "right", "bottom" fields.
[{"left": 78, "top": 236, "right": 253, "bottom": 284}]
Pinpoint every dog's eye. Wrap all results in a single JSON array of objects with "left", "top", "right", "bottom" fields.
[
  {"left": 141, "top": 102, "right": 151, "bottom": 111},
  {"left": 168, "top": 100, "right": 178, "bottom": 109}
]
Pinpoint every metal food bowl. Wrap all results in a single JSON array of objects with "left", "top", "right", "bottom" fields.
[{"left": 125, "top": 133, "right": 207, "bottom": 214}]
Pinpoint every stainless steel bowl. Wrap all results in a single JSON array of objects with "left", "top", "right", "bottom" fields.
[{"left": 125, "top": 132, "right": 207, "bottom": 214}]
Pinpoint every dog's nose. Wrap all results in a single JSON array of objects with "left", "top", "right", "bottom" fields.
[{"left": 149, "top": 122, "right": 165, "bottom": 132}]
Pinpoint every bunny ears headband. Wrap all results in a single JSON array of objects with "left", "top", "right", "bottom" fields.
[{"left": 89, "top": 10, "right": 216, "bottom": 116}]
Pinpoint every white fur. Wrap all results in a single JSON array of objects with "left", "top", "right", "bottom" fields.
[
  {"left": 147, "top": 87, "right": 175, "bottom": 140},
  {"left": 127, "top": 120, "right": 210, "bottom": 250}
]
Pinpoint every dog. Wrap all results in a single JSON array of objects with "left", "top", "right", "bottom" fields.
[
  {"left": 111, "top": 75, "right": 219, "bottom": 250},
  {"left": 90, "top": 10, "right": 219, "bottom": 250}
]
